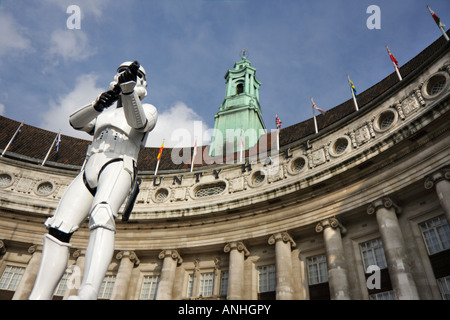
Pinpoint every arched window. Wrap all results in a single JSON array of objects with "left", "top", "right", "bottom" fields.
[{"left": 236, "top": 83, "right": 244, "bottom": 95}]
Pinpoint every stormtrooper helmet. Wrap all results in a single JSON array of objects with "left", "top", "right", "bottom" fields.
[{"left": 110, "top": 61, "right": 148, "bottom": 100}]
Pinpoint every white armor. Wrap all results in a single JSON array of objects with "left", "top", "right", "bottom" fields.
[{"left": 29, "top": 62, "right": 157, "bottom": 300}]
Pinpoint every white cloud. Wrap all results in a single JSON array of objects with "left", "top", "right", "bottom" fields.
[
  {"left": 146, "top": 102, "right": 211, "bottom": 148},
  {"left": 49, "top": 29, "right": 95, "bottom": 62},
  {"left": 0, "top": 104, "right": 5, "bottom": 116},
  {"left": 0, "top": 12, "right": 31, "bottom": 58},
  {"left": 40, "top": 74, "right": 103, "bottom": 139}
]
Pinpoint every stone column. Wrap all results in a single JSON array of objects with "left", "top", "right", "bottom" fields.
[
  {"left": 111, "top": 251, "right": 139, "bottom": 300},
  {"left": 316, "top": 218, "right": 351, "bottom": 300},
  {"left": 425, "top": 167, "right": 450, "bottom": 224},
  {"left": 155, "top": 249, "right": 183, "bottom": 300},
  {"left": 367, "top": 197, "right": 420, "bottom": 299},
  {"left": 268, "top": 232, "right": 296, "bottom": 300},
  {"left": 12, "top": 244, "right": 42, "bottom": 300},
  {"left": 63, "top": 249, "right": 85, "bottom": 300},
  {"left": 224, "top": 241, "right": 250, "bottom": 300}
]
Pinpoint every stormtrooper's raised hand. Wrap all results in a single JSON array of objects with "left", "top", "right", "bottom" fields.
[
  {"left": 118, "top": 61, "right": 140, "bottom": 94},
  {"left": 93, "top": 90, "right": 119, "bottom": 112}
]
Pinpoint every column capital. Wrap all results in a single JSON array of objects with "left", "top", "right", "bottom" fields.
[
  {"left": 158, "top": 249, "right": 183, "bottom": 265},
  {"left": 424, "top": 166, "right": 450, "bottom": 189},
  {"left": 367, "top": 197, "right": 401, "bottom": 215},
  {"left": 268, "top": 232, "right": 296, "bottom": 248},
  {"left": 224, "top": 241, "right": 250, "bottom": 257},
  {"left": 0, "top": 240, "right": 6, "bottom": 255},
  {"left": 72, "top": 249, "right": 85, "bottom": 259},
  {"left": 315, "top": 217, "right": 346, "bottom": 234},
  {"left": 116, "top": 250, "right": 140, "bottom": 266},
  {"left": 28, "top": 244, "right": 42, "bottom": 254}
]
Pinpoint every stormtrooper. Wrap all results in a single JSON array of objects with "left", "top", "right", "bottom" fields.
[{"left": 29, "top": 61, "right": 158, "bottom": 300}]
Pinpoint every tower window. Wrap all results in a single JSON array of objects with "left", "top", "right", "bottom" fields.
[{"left": 236, "top": 83, "right": 244, "bottom": 95}]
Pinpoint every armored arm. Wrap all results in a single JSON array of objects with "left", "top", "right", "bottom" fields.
[{"left": 69, "top": 90, "right": 118, "bottom": 134}]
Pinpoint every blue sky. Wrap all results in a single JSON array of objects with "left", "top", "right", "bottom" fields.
[{"left": 0, "top": 0, "right": 448, "bottom": 147}]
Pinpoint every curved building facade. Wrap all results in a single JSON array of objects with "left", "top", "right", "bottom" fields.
[{"left": 0, "top": 34, "right": 449, "bottom": 300}]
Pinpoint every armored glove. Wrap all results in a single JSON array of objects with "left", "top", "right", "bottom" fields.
[{"left": 93, "top": 90, "right": 119, "bottom": 112}]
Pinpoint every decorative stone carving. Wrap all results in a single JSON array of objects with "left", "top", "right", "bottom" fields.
[
  {"left": 158, "top": 249, "right": 183, "bottom": 265},
  {"left": 367, "top": 197, "right": 402, "bottom": 215},
  {"left": 224, "top": 241, "right": 250, "bottom": 257},
  {"left": 116, "top": 251, "right": 140, "bottom": 266},
  {"left": 395, "top": 101, "right": 405, "bottom": 120},
  {"left": 424, "top": 167, "right": 450, "bottom": 189},
  {"left": 315, "top": 217, "right": 347, "bottom": 234},
  {"left": 401, "top": 95, "right": 420, "bottom": 116},
  {"left": 268, "top": 232, "right": 296, "bottom": 248}
]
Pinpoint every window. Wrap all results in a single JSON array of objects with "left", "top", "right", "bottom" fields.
[
  {"left": 236, "top": 83, "right": 244, "bottom": 95},
  {"left": 334, "top": 138, "right": 348, "bottom": 155},
  {"left": 54, "top": 272, "right": 71, "bottom": 297},
  {"left": 195, "top": 182, "right": 226, "bottom": 198},
  {"left": 0, "top": 173, "right": 12, "bottom": 187},
  {"left": 186, "top": 273, "right": 194, "bottom": 298},
  {"left": 369, "top": 290, "right": 395, "bottom": 300},
  {"left": 219, "top": 271, "right": 228, "bottom": 297},
  {"left": 426, "top": 74, "right": 446, "bottom": 96},
  {"left": 0, "top": 266, "right": 24, "bottom": 291},
  {"left": 98, "top": 275, "right": 115, "bottom": 299},
  {"left": 199, "top": 272, "right": 214, "bottom": 297},
  {"left": 437, "top": 276, "right": 450, "bottom": 300},
  {"left": 378, "top": 111, "right": 395, "bottom": 130},
  {"left": 419, "top": 216, "right": 450, "bottom": 255},
  {"left": 258, "top": 265, "right": 276, "bottom": 293},
  {"left": 306, "top": 255, "right": 328, "bottom": 285},
  {"left": 140, "top": 275, "right": 159, "bottom": 300},
  {"left": 360, "top": 238, "right": 388, "bottom": 270}
]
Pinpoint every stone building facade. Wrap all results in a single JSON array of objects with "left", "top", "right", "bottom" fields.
[{"left": 0, "top": 34, "right": 449, "bottom": 300}]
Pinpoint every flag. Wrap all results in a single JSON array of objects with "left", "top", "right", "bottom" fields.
[
  {"left": 54, "top": 131, "right": 61, "bottom": 152},
  {"left": 155, "top": 140, "right": 164, "bottom": 175},
  {"left": 347, "top": 74, "right": 359, "bottom": 111},
  {"left": 275, "top": 114, "right": 282, "bottom": 129},
  {"left": 348, "top": 74, "right": 357, "bottom": 99},
  {"left": 386, "top": 45, "right": 402, "bottom": 81},
  {"left": 42, "top": 130, "right": 61, "bottom": 166},
  {"left": 311, "top": 98, "right": 325, "bottom": 115},
  {"left": 386, "top": 45, "right": 399, "bottom": 68},
  {"left": 311, "top": 97, "right": 325, "bottom": 134},
  {"left": 157, "top": 141, "right": 164, "bottom": 161},
  {"left": 428, "top": 5, "right": 445, "bottom": 28}
]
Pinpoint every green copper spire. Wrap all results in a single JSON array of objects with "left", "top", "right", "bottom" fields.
[{"left": 210, "top": 52, "right": 266, "bottom": 157}]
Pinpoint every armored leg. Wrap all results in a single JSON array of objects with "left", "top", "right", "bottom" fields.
[
  {"left": 29, "top": 174, "right": 93, "bottom": 300},
  {"left": 69, "top": 161, "right": 132, "bottom": 300},
  {"left": 28, "top": 234, "right": 71, "bottom": 300}
]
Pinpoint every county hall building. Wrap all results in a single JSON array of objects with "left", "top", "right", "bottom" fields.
[{"left": 0, "top": 31, "right": 449, "bottom": 300}]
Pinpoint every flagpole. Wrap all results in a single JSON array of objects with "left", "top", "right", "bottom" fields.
[
  {"left": 347, "top": 74, "right": 359, "bottom": 111},
  {"left": 1, "top": 121, "right": 24, "bottom": 157},
  {"left": 154, "top": 159, "right": 161, "bottom": 176},
  {"left": 427, "top": 5, "right": 449, "bottom": 41},
  {"left": 155, "top": 139, "right": 164, "bottom": 176},
  {"left": 311, "top": 97, "right": 319, "bottom": 134},
  {"left": 386, "top": 45, "right": 402, "bottom": 81},
  {"left": 41, "top": 130, "right": 61, "bottom": 166}
]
